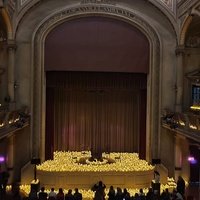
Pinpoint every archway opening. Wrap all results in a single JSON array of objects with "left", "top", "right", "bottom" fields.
[{"left": 44, "top": 16, "right": 149, "bottom": 160}]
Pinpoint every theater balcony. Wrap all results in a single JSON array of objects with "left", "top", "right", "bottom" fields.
[
  {"left": 0, "top": 104, "right": 30, "bottom": 140},
  {"left": 162, "top": 108, "right": 200, "bottom": 142}
]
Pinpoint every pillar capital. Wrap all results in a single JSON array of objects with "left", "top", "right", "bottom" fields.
[
  {"left": 175, "top": 45, "right": 185, "bottom": 56},
  {"left": 7, "top": 40, "right": 17, "bottom": 50}
]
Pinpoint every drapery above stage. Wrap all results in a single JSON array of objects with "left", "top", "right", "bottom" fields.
[{"left": 46, "top": 72, "right": 146, "bottom": 160}]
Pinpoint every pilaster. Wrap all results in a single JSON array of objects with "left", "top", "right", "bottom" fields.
[
  {"left": 7, "top": 40, "right": 16, "bottom": 110},
  {"left": 175, "top": 45, "right": 185, "bottom": 112}
]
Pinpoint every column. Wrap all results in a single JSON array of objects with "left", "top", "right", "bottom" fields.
[
  {"left": 7, "top": 136, "right": 14, "bottom": 184},
  {"left": 175, "top": 46, "right": 185, "bottom": 112},
  {"left": 7, "top": 40, "right": 16, "bottom": 110}
]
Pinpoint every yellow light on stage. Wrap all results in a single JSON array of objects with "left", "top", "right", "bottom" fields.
[{"left": 37, "top": 151, "right": 154, "bottom": 172}]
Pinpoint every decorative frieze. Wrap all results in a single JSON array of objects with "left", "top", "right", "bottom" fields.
[
  {"left": 20, "top": 0, "right": 29, "bottom": 6},
  {"left": 81, "top": 0, "right": 115, "bottom": 5}
]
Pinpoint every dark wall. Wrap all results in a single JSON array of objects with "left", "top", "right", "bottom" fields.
[{"left": 45, "top": 16, "right": 149, "bottom": 73}]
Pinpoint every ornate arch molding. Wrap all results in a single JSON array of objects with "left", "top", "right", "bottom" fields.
[
  {"left": 1, "top": 8, "right": 13, "bottom": 39},
  {"left": 179, "top": 2, "right": 200, "bottom": 45},
  {"left": 32, "top": 4, "right": 160, "bottom": 161},
  {"left": 179, "top": 15, "right": 193, "bottom": 45}
]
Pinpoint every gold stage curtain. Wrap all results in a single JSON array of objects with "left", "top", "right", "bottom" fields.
[{"left": 46, "top": 72, "right": 146, "bottom": 158}]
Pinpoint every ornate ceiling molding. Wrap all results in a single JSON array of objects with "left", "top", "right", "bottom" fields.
[
  {"left": 178, "top": 0, "right": 199, "bottom": 17},
  {"left": 156, "top": 0, "right": 176, "bottom": 14}
]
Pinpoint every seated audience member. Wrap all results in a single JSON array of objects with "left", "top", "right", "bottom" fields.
[
  {"left": 176, "top": 192, "right": 184, "bottom": 200},
  {"left": 115, "top": 187, "right": 123, "bottom": 200},
  {"left": 56, "top": 188, "right": 64, "bottom": 200},
  {"left": 160, "top": 188, "right": 170, "bottom": 200},
  {"left": 48, "top": 188, "right": 56, "bottom": 200},
  {"left": 171, "top": 189, "right": 177, "bottom": 200},
  {"left": 138, "top": 189, "right": 145, "bottom": 200},
  {"left": 38, "top": 187, "right": 48, "bottom": 200},
  {"left": 5, "top": 182, "right": 25, "bottom": 200},
  {"left": 146, "top": 188, "right": 154, "bottom": 200},
  {"left": 123, "top": 188, "right": 130, "bottom": 200},
  {"left": 65, "top": 189, "right": 74, "bottom": 200},
  {"left": 108, "top": 186, "right": 115, "bottom": 200},
  {"left": 73, "top": 188, "right": 82, "bottom": 200},
  {"left": 133, "top": 193, "right": 140, "bottom": 200}
]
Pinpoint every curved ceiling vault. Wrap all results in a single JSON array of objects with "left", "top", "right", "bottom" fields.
[{"left": 45, "top": 16, "right": 149, "bottom": 73}]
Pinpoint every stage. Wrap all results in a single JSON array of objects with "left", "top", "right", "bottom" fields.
[{"left": 35, "top": 151, "right": 154, "bottom": 189}]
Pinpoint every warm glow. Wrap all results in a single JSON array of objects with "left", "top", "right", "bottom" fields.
[
  {"left": 14, "top": 118, "right": 20, "bottom": 123},
  {"left": 189, "top": 124, "right": 197, "bottom": 130},
  {"left": 179, "top": 121, "right": 185, "bottom": 126},
  {"left": 0, "top": 123, "right": 4, "bottom": 128},
  {"left": 190, "top": 105, "right": 200, "bottom": 111},
  {"left": 14, "top": 177, "right": 177, "bottom": 198},
  {"left": 37, "top": 151, "right": 154, "bottom": 172}
]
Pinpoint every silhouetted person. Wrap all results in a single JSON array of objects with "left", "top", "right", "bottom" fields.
[
  {"left": 123, "top": 188, "right": 130, "bottom": 200},
  {"left": 176, "top": 176, "right": 185, "bottom": 197},
  {"left": 134, "top": 193, "right": 140, "bottom": 200},
  {"left": 73, "top": 188, "right": 82, "bottom": 200},
  {"left": 108, "top": 186, "right": 115, "bottom": 200},
  {"left": 56, "top": 188, "right": 64, "bottom": 200},
  {"left": 49, "top": 188, "right": 56, "bottom": 200},
  {"left": 146, "top": 188, "right": 154, "bottom": 200},
  {"left": 92, "top": 181, "right": 106, "bottom": 200},
  {"left": 0, "top": 164, "right": 10, "bottom": 197},
  {"left": 115, "top": 187, "right": 123, "bottom": 200},
  {"left": 160, "top": 188, "right": 170, "bottom": 200},
  {"left": 139, "top": 189, "right": 145, "bottom": 200},
  {"left": 5, "top": 182, "right": 24, "bottom": 200},
  {"left": 28, "top": 187, "right": 38, "bottom": 200},
  {"left": 65, "top": 189, "right": 74, "bottom": 200},
  {"left": 38, "top": 187, "right": 48, "bottom": 200}
]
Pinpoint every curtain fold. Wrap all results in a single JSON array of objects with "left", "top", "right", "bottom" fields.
[{"left": 46, "top": 72, "right": 146, "bottom": 158}]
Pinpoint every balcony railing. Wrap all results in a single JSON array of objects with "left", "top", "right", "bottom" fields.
[
  {"left": 162, "top": 109, "right": 200, "bottom": 142},
  {"left": 0, "top": 105, "right": 30, "bottom": 139}
]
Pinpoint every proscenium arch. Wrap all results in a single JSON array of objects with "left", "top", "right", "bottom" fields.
[{"left": 32, "top": 5, "right": 160, "bottom": 162}]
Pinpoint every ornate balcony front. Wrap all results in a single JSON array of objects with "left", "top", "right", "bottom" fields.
[{"left": 0, "top": 104, "right": 30, "bottom": 140}]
